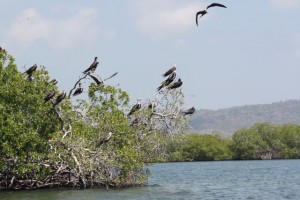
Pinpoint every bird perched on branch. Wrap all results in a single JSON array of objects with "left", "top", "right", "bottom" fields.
[
  {"left": 196, "top": 3, "right": 227, "bottom": 26},
  {"left": 44, "top": 91, "right": 56, "bottom": 102},
  {"left": 73, "top": 83, "right": 83, "bottom": 96},
  {"left": 24, "top": 64, "right": 37, "bottom": 75},
  {"left": 50, "top": 79, "right": 58, "bottom": 85},
  {"left": 168, "top": 78, "right": 183, "bottom": 90},
  {"left": 128, "top": 99, "right": 141, "bottom": 116},
  {"left": 181, "top": 107, "right": 195, "bottom": 115},
  {"left": 54, "top": 90, "right": 66, "bottom": 106},
  {"left": 83, "top": 57, "right": 99, "bottom": 74},
  {"left": 157, "top": 72, "right": 176, "bottom": 91},
  {"left": 162, "top": 65, "right": 176, "bottom": 77}
]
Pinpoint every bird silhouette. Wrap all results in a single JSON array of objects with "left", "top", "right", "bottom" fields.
[
  {"left": 157, "top": 72, "right": 176, "bottom": 91},
  {"left": 44, "top": 91, "right": 56, "bottom": 102},
  {"left": 24, "top": 64, "right": 37, "bottom": 75},
  {"left": 128, "top": 99, "right": 141, "bottom": 116},
  {"left": 196, "top": 3, "right": 227, "bottom": 26},
  {"left": 54, "top": 90, "right": 66, "bottom": 106},
  {"left": 73, "top": 83, "right": 83, "bottom": 96},
  {"left": 181, "top": 107, "right": 196, "bottom": 115},
  {"left": 83, "top": 57, "right": 99, "bottom": 74},
  {"left": 168, "top": 78, "right": 183, "bottom": 90},
  {"left": 162, "top": 65, "right": 176, "bottom": 77}
]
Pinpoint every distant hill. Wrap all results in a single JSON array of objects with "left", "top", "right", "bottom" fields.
[{"left": 189, "top": 99, "right": 300, "bottom": 136}]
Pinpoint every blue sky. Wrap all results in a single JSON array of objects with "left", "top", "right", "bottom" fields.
[{"left": 1, "top": 0, "right": 300, "bottom": 110}]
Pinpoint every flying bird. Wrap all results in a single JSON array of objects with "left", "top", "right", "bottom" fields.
[
  {"left": 181, "top": 107, "right": 196, "bottom": 115},
  {"left": 168, "top": 78, "right": 183, "bottom": 90},
  {"left": 54, "top": 90, "right": 66, "bottom": 106},
  {"left": 162, "top": 65, "right": 176, "bottom": 77},
  {"left": 128, "top": 99, "right": 141, "bottom": 116},
  {"left": 44, "top": 91, "right": 56, "bottom": 102},
  {"left": 24, "top": 64, "right": 37, "bottom": 75},
  {"left": 73, "top": 83, "right": 83, "bottom": 96},
  {"left": 196, "top": 3, "right": 227, "bottom": 26},
  {"left": 157, "top": 72, "right": 176, "bottom": 91},
  {"left": 83, "top": 57, "right": 99, "bottom": 74}
]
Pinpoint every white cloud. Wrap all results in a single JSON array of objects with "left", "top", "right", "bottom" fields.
[
  {"left": 269, "top": 0, "right": 300, "bottom": 10},
  {"left": 3, "top": 7, "right": 115, "bottom": 50},
  {"left": 129, "top": 1, "right": 204, "bottom": 38}
]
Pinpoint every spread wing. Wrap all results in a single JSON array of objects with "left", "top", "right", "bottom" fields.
[
  {"left": 196, "top": 10, "right": 206, "bottom": 26},
  {"left": 207, "top": 3, "right": 227, "bottom": 9}
]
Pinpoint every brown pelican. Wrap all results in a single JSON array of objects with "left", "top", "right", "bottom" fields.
[
  {"left": 44, "top": 91, "right": 56, "bottom": 102},
  {"left": 83, "top": 57, "right": 99, "bottom": 74},
  {"left": 162, "top": 65, "right": 176, "bottom": 77},
  {"left": 157, "top": 72, "right": 176, "bottom": 91},
  {"left": 128, "top": 99, "right": 141, "bottom": 116},
  {"left": 168, "top": 78, "right": 183, "bottom": 89},
  {"left": 25, "top": 64, "right": 37, "bottom": 75},
  {"left": 73, "top": 83, "right": 83, "bottom": 96},
  {"left": 196, "top": 3, "right": 227, "bottom": 26},
  {"left": 54, "top": 90, "right": 66, "bottom": 106},
  {"left": 181, "top": 107, "right": 195, "bottom": 115}
]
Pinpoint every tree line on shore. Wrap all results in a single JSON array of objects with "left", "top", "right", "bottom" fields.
[{"left": 166, "top": 122, "right": 300, "bottom": 162}]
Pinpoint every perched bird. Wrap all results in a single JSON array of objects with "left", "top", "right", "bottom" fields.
[
  {"left": 83, "top": 57, "right": 99, "bottom": 74},
  {"left": 162, "top": 65, "right": 176, "bottom": 77},
  {"left": 168, "top": 78, "right": 183, "bottom": 90},
  {"left": 196, "top": 3, "right": 227, "bottom": 26},
  {"left": 54, "top": 90, "right": 66, "bottom": 106},
  {"left": 24, "top": 64, "right": 37, "bottom": 75},
  {"left": 44, "top": 91, "right": 56, "bottom": 102},
  {"left": 26, "top": 74, "right": 33, "bottom": 82},
  {"left": 73, "top": 83, "right": 83, "bottom": 96},
  {"left": 50, "top": 79, "right": 58, "bottom": 85},
  {"left": 157, "top": 72, "right": 176, "bottom": 91},
  {"left": 181, "top": 107, "right": 196, "bottom": 116},
  {"left": 128, "top": 99, "right": 141, "bottom": 116},
  {"left": 97, "top": 132, "right": 113, "bottom": 146},
  {"left": 89, "top": 74, "right": 103, "bottom": 85}
]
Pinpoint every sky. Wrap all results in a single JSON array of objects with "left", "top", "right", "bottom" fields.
[{"left": 1, "top": 0, "right": 300, "bottom": 110}]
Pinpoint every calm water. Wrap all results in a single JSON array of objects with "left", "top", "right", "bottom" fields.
[{"left": 1, "top": 160, "right": 300, "bottom": 200}]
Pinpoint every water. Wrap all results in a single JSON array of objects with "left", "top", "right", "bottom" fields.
[{"left": 1, "top": 160, "right": 300, "bottom": 199}]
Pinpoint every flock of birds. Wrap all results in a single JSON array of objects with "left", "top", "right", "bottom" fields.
[{"left": 20, "top": 2, "right": 228, "bottom": 117}]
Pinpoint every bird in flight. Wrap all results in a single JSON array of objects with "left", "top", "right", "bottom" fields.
[{"left": 196, "top": 3, "right": 227, "bottom": 26}]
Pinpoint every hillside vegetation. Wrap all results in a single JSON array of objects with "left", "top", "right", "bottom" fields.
[{"left": 190, "top": 100, "right": 300, "bottom": 135}]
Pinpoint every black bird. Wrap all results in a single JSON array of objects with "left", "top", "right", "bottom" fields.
[
  {"left": 44, "top": 91, "right": 56, "bottom": 102},
  {"left": 128, "top": 99, "right": 141, "bottom": 116},
  {"left": 181, "top": 107, "right": 196, "bottom": 115},
  {"left": 83, "top": 57, "right": 99, "bottom": 74},
  {"left": 89, "top": 74, "right": 103, "bottom": 85},
  {"left": 162, "top": 65, "right": 176, "bottom": 77},
  {"left": 25, "top": 64, "right": 37, "bottom": 75},
  {"left": 196, "top": 3, "right": 227, "bottom": 26},
  {"left": 168, "top": 78, "right": 183, "bottom": 90},
  {"left": 50, "top": 79, "right": 58, "bottom": 85},
  {"left": 54, "top": 90, "right": 66, "bottom": 106},
  {"left": 73, "top": 83, "right": 83, "bottom": 96},
  {"left": 157, "top": 72, "right": 176, "bottom": 91},
  {"left": 26, "top": 73, "right": 33, "bottom": 82}
]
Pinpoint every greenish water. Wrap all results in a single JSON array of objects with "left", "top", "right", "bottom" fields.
[{"left": 1, "top": 160, "right": 300, "bottom": 199}]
